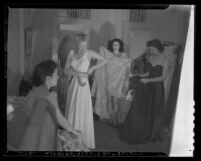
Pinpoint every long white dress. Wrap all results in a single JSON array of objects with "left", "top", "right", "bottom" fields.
[{"left": 65, "top": 50, "right": 95, "bottom": 149}]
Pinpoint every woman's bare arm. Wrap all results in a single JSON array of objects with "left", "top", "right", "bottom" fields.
[
  {"left": 139, "top": 72, "right": 150, "bottom": 77},
  {"left": 143, "top": 58, "right": 169, "bottom": 83},
  {"left": 87, "top": 50, "right": 108, "bottom": 73},
  {"left": 47, "top": 92, "right": 80, "bottom": 135},
  {"left": 130, "top": 72, "right": 149, "bottom": 78}
]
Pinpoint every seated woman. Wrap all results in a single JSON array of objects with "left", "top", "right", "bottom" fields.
[
  {"left": 119, "top": 39, "right": 169, "bottom": 145},
  {"left": 11, "top": 60, "right": 87, "bottom": 151}
]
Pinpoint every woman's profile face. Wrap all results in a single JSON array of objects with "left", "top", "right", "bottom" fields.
[
  {"left": 49, "top": 68, "right": 59, "bottom": 87},
  {"left": 112, "top": 41, "right": 120, "bottom": 53},
  {"left": 149, "top": 46, "right": 160, "bottom": 55},
  {"left": 78, "top": 41, "right": 88, "bottom": 54}
]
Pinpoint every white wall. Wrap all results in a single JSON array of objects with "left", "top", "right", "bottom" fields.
[
  {"left": 147, "top": 5, "right": 190, "bottom": 44},
  {"left": 54, "top": 9, "right": 129, "bottom": 52},
  {"left": 148, "top": 8, "right": 180, "bottom": 43},
  {"left": 31, "top": 9, "right": 56, "bottom": 70},
  {"left": 7, "top": 9, "right": 22, "bottom": 96},
  {"left": 127, "top": 5, "right": 191, "bottom": 59},
  {"left": 90, "top": 9, "right": 129, "bottom": 51},
  {"left": 7, "top": 8, "right": 190, "bottom": 95}
]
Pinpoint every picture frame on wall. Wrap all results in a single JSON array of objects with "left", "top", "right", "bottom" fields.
[
  {"left": 25, "top": 27, "right": 32, "bottom": 56},
  {"left": 130, "top": 9, "right": 147, "bottom": 23},
  {"left": 66, "top": 9, "right": 91, "bottom": 19}
]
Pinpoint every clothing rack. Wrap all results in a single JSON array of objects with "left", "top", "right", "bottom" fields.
[
  {"left": 162, "top": 41, "right": 179, "bottom": 46},
  {"left": 162, "top": 41, "right": 183, "bottom": 61}
]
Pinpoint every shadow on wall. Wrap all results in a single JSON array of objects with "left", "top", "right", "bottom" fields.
[
  {"left": 24, "top": 68, "right": 32, "bottom": 80},
  {"left": 89, "top": 21, "right": 117, "bottom": 51},
  {"left": 7, "top": 68, "right": 22, "bottom": 96},
  {"left": 32, "top": 31, "right": 53, "bottom": 69},
  {"left": 31, "top": 10, "right": 56, "bottom": 70}
]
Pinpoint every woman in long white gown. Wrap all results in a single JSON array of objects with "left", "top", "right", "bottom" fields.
[{"left": 64, "top": 33, "right": 107, "bottom": 149}]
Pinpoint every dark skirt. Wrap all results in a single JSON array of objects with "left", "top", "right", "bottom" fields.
[{"left": 119, "top": 81, "right": 165, "bottom": 144}]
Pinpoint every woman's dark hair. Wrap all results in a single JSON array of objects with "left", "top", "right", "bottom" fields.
[
  {"left": 57, "top": 36, "right": 70, "bottom": 69},
  {"left": 19, "top": 78, "right": 33, "bottom": 96},
  {"left": 107, "top": 38, "right": 124, "bottom": 53},
  {"left": 146, "top": 39, "right": 164, "bottom": 53},
  {"left": 32, "top": 60, "right": 57, "bottom": 87}
]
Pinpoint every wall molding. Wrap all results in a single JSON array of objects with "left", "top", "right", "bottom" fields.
[{"left": 20, "top": 8, "right": 24, "bottom": 76}]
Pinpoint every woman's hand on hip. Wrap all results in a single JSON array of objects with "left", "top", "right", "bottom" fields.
[
  {"left": 140, "top": 78, "right": 149, "bottom": 84},
  {"left": 87, "top": 68, "right": 94, "bottom": 75},
  {"left": 129, "top": 73, "right": 139, "bottom": 77},
  {"left": 79, "top": 72, "right": 88, "bottom": 78},
  {"left": 100, "top": 46, "right": 107, "bottom": 52}
]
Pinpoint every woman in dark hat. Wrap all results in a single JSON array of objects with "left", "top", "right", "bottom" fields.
[{"left": 120, "top": 39, "right": 169, "bottom": 144}]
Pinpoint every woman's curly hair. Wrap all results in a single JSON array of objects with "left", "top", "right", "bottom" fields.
[
  {"left": 146, "top": 39, "right": 164, "bottom": 53},
  {"left": 107, "top": 38, "right": 125, "bottom": 53},
  {"left": 32, "top": 60, "right": 57, "bottom": 87}
]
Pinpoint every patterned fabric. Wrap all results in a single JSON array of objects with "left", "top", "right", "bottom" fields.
[
  {"left": 105, "top": 51, "right": 131, "bottom": 98},
  {"left": 92, "top": 49, "right": 131, "bottom": 97},
  {"left": 91, "top": 49, "right": 131, "bottom": 120},
  {"left": 57, "top": 129, "right": 89, "bottom": 151},
  {"left": 57, "top": 67, "right": 69, "bottom": 115},
  {"left": 91, "top": 50, "right": 108, "bottom": 119}
]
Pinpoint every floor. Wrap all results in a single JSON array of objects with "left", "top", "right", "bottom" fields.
[{"left": 92, "top": 114, "right": 171, "bottom": 154}]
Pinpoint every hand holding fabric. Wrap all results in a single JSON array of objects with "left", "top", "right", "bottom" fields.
[
  {"left": 140, "top": 78, "right": 149, "bottom": 84},
  {"left": 87, "top": 68, "right": 94, "bottom": 75}
]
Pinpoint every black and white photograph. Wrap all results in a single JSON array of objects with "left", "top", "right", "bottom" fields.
[{"left": 4, "top": 4, "right": 194, "bottom": 157}]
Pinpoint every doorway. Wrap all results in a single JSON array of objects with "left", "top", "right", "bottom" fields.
[
  {"left": 52, "top": 24, "right": 84, "bottom": 63},
  {"left": 123, "top": 21, "right": 153, "bottom": 60}
]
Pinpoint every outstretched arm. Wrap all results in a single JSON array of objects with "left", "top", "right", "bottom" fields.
[
  {"left": 87, "top": 50, "right": 108, "bottom": 74},
  {"left": 141, "top": 58, "right": 169, "bottom": 83},
  {"left": 130, "top": 72, "right": 150, "bottom": 78},
  {"left": 47, "top": 92, "right": 80, "bottom": 136}
]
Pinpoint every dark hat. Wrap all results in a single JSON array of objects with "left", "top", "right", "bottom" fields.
[{"left": 146, "top": 39, "right": 164, "bottom": 53}]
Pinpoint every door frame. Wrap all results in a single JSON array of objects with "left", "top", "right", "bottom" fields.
[
  {"left": 52, "top": 16, "right": 90, "bottom": 62},
  {"left": 123, "top": 21, "right": 153, "bottom": 59}
]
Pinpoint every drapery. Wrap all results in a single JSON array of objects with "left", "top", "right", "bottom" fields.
[
  {"left": 163, "top": 45, "right": 178, "bottom": 107},
  {"left": 91, "top": 48, "right": 131, "bottom": 120}
]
